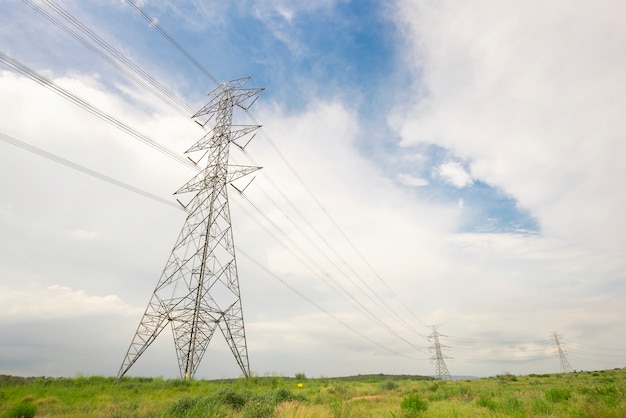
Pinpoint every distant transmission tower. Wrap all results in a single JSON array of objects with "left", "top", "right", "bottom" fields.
[
  {"left": 116, "top": 77, "right": 263, "bottom": 381},
  {"left": 551, "top": 331, "right": 573, "bottom": 373},
  {"left": 428, "top": 325, "right": 452, "bottom": 380}
]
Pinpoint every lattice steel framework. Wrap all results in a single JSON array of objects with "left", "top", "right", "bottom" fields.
[
  {"left": 551, "top": 331, "right": 573, "bottom": 373},
  {"left": 428, "top": 325, "right": 452, "bottom": 380},
  {"left": 116, "top": 77, "right": 263, "bottom": 381}
]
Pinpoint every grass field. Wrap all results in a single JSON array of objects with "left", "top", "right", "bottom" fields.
[{"left": 0, "top": 368, "right": 624, "bottom": 417}]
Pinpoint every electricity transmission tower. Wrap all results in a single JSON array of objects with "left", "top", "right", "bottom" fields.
[
  {"left": 116, "top": 77, "right": 263, "bottom": 381},
  {"left": 551, "top": 331, "right": 573, "bottom": 373},
  {"left": 428, "top": 325, "right": 452, "bottom": 380}
]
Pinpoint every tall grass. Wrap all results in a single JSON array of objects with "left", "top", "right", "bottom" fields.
[{"left": 0, "top": 369, "right": 624, "bottom": 417}]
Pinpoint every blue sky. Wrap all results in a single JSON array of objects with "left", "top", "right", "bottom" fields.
[{"left": 0, "top": 0, "right": 625, "bottom": 380}]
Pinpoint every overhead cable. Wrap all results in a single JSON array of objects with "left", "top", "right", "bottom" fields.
[
  {"left": 0, "top": 131, "right": 180, "bottom": 209},
  {"left": 22, "top": 0, "right": 194, "bottom": 117},
  {"left": 1, "top": 130, "right": 422, "bottom": 361},
  {"left": 0, "top": 51, "right": 196, "bottom": 171},
  {"left": 124, "top": 0, "right": 220, "bottom": 86}
]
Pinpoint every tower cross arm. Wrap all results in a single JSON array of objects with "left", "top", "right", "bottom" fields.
[
  {"left": 174, "top": 165, "right": 261, "bottom": 195},
  {"left": 185, "top": 125, "right": 261, "bottom": 154},
  {"left": 193, "top": 87, "right": 264, "bottom": 118}
]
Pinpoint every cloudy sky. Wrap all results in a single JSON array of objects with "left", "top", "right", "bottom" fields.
[{"left": 1, "top": 0, "right": 624, "bottom": 380}]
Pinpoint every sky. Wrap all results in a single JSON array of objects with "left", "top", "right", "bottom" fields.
[{"left": 0, "top": 0, "right": 625, "bottom": 380}]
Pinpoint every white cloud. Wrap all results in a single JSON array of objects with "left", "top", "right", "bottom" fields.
[
  {"left": 397, "top": 173, "right": 428, "bottom": 187},
  {"left": 69, "top": 229, "right": 100, "bottom": 240},
  {"left": 393, "top": 0, "right": 626, "bottom": 252},
  {"left": 0, "top": 284, "right": 141, "bottom": 323},
  {"left": 275, "top": 6, "right": 294, "bottom": 22},
  {"left": 435, "top": 161, "right": 473, "bottom": 188}
]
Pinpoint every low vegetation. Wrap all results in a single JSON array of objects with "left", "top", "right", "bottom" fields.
[{"left": 0, "top": 368, "right": 624, "bottom": 417}]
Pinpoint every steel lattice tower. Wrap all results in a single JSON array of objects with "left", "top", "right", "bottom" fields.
[
  {"left": 551, "top": 331, "right": 573, "bottom": 373},
  {"left": 116, "top": 77, "right": 263, "bottom": 381},
  {"left": 428, "top": 325, "right": 452, "bottom": 380}
]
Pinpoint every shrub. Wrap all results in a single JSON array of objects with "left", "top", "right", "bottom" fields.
[
  {"left": 271, "top": 387, "right": 305, "bottom": 404},
  {"left": 242, "top": 400, "right": 274, "bottom": 418},
  {"left": 400, "top": 393, "right": 428, "bottom": 415},
  {"left": 545, "top": 387, "right": 571, "bottom": 402},
  {"left": 3, "top": 402, "right": 37, "bottom": 418},
  {"left": 427, "top": 381, "right": 440, "bottom": 392},
  {"left": 380, "top": 379, "right": 398, "bottom": 391},
  {"left": 501, "top": 396, "right": 522, "bottom": 415},
  {"left": 497, "top": 373, "right": 518, "bottom": 382},
  {"left": 165, "top": 395, "right": 221, "bottom": 417},
  {"left": 214, "top": 387, "right": 251, "bottom": 409},
  {"left": 531, "top": 397, "right": 552, "bottom": 415},
  {"left": 166, "top": 396, "right": 200, "bottom": 415},
  {"left": 475, "top": 395, "right": 497, "bottom": 410}
]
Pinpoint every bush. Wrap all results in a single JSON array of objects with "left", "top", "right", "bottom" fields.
[
  {"left": 165, "top": 395, "right": 221, "bottom": 417},
  {"left": 167, "top": 396, "right": 199, "bottom": 415},
  {"left": 214, "top": 387, "right": 251, "bottom": 409},
  {"left": 531, "top": 397, "right": 552, "bottom": 415},
  {"left": 545, "top": 388, "right": 571, "bottom": 402},
  {"left": 400, "top": 393, "right": 428, "bottom": 415},
  {"left": 3, "top": 402, "right": 37, "bottom": 418},
  {"left": 475, "top": 395, "right": 497, "bottom": 410},
  {"left": 427, "top": 381, "right": 440, "bottom": 392},
  {"left": 271, "top": 387, "right": 305, "bottom": 404},
  {"left": 380, "top": 379, "right": 398, "bottom": 391},
  {"left": 502, "top": 396, "right": 522, "bottom": 413}
]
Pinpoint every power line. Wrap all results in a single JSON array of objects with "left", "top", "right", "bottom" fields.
[
  {"left": 1, "top": 129, "right": 424, "bottom": 361},
  {"left": 112, "top": 0, "right": 432, "bottom": 338},
  {"left": 0, "top": 54, "right": 429, "bottom": 357},
  {"left": 237, "top": 245, "right": 421, "bottom": 361},
  {"left": 30, "top": 0, "right": 431, "bottom": 347},
  {"left": 246, "top": 111, "right": 431, "bottom": 334},
  {"left": 233, "top": 192, "right": 430, "bottom": 354},
  {"left": 123, "top": 0, "right": 220, "bottom": 86},
  {"left": 3, "top": 128, "right": 618, "bottom": 370},
  {"left": 22, "top": 0, "right": 194, "bottom": 117},
  {"left": 0, "top": 51, "right": 196, "bottom": 171},
  {"left": 0, "top": 131, "right": 179, "bottom": 210}
]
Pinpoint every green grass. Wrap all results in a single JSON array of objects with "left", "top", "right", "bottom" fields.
[{"left": 0, "top": 368, "right": 625, "bottom": 417}]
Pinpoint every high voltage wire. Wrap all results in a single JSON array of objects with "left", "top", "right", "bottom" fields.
[
  {"left": 12, "top": 3, "right": 607, "bottom": 366},
  {"left": 119, "top": 0, "right": 423, "bottom": 339},
  {"left": 14, "top": 0, "right": 434, "bottom": 361},
  {"left": 22, "top": 0, "right": 194, "bottom": 117},
  {"left": 123, "top": 0, "right": 220, "bottom": 86},
  {"left": 0, "top": 48, "right": 429, "bottom": 359},
  {"left": 119, "top": 0, "right": 427, "bottom": 338},
  {"left": 0, "top": 52, "right": 196, "bottom": 172},
  {"left": 0, "top": 131, "right": 180, "bottom": 210},
  {"left": 0, "top": 130, "right": 423, "bottom": 360},
  {"left": 115, "top": 0, "right": 432, "bottom": 337},
  {"left": 0, "top": 0, "right": 620, "bottom": 376},
  {"left": 268, "top": 128, "right": 431, "bottom": 329},
  {"left": 448, "top": 336, "right": 550, "bottom": 345},
  {"left": 4, "top": 128, "right": 619, "bottom": 369},
  {"left": 246, "top": 112, "right": 431, "bottom": 337},
  {"left": 238, "top": 182, "right": 425, "bottom": 343},
  {"left": 0, "top": 10, "right": 420, "bottom": 350},
  {"left": 237, "top": 245, "right": 422, "bottom": 361},
  {"left": 18, "top": 0, "right": 432, "bottom": 343},
  {"left": 234, "top": 193, "right": 430, "bottom": 354}
]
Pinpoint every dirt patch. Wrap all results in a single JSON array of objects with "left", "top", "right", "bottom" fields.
[{"left": 350, "top": 395, "right": 383, "bottom": 401}]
